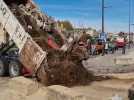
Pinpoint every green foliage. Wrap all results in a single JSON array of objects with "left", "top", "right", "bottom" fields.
[{"left": 58, "top": 20, "right": 73, "bottom": 31}]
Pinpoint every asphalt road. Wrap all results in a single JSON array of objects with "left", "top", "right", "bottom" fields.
[{"left": 84, "top": 47, "right": 134, "bottom": 74}]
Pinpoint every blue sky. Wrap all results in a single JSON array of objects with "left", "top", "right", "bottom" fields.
[{"left": 34, "top": 0, "right": 134, "bottom": 33}]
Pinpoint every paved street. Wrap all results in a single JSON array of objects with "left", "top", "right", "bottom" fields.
[{"left": 84, "top": 46, "right": 134, "bottom": 74}]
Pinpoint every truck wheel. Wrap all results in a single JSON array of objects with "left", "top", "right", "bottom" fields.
[
  {"left": 0, "top": 60, "right": 5, "bottom": 76},
  {"left": 9, "top": 61, "right": 21, "bottom": 77}
]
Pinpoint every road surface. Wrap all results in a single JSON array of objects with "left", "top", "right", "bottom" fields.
[{"left": 84, "top": 47, "right": 134, "bottom": 74}]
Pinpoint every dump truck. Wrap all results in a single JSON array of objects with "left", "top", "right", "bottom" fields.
[
  {"left": 0, "top": 0, "right": 49, "bottom": 77},
  {"left": 0, "top": 0, "right": 92, "bottom": 86}
]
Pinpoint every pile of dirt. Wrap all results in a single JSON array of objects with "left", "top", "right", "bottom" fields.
[
  {"left": 4, "top": 77, "right": 91, "bottom": 100},
  {"left": 37, "top": 44, "right": 94, "bottom": 86}
]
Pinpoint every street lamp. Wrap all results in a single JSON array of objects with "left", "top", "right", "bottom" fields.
[
  {"left": 102, "top": 0, "right": 105, "bottom": 33},
  {"left": 101, "top": 0, "right": 111, "bottom": 33},
  {"left": 123, "top": 0, "right": 132, "bottom": 47},
  {"left": 128, "top": 0, "right": 131, "bottom": 48},
  {"left": 131, "top": 24, "right": 134, "bottom": 43}
]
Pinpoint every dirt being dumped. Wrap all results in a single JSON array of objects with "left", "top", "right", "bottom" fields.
[
  {"left": 37, "top": 43, "right": 94, "bottom": 86},
  {"left": 4, "top": 0, "right": 95, "bottom": 86}
]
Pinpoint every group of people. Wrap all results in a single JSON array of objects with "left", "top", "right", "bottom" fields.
[{"left": 88, "top": 36, "right": 126, "bottom": 56}]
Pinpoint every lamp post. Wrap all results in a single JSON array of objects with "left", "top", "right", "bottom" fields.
[
  {"left": 101, "top": 0, "right": 111, "bottom": 33},
  {"left": 102, "top": 0, "right": 105, "bottom": 33},
  {"left": 131, "top": 24, "right": 134, "bottom": 44},
  {"left": 128, "top": 0, "right": 131, "bottom": 48}
]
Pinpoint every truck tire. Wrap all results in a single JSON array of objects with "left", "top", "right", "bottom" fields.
[
  {"left": 0, "top": 60, "right": 5, "bottom": 76},
  {"left": 9, "top": 61, "right": 21, "bottom": 77}
]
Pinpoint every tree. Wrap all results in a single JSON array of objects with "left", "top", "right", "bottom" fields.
[{"left": 57, "top": 20, "right": 73, "bottom": 31}]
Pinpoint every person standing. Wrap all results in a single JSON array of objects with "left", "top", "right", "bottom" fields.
[
  {"left": 91, "top": 43, "right": 96, "bottom": 55},
  {"left": 105, "top": 40, "right": 109, "bottom": 54},
  {"left": 99, "top": 32, "right": 108, "bottom": 56},
  {"left": 122, "top": 37, "right": 126, "bottom": 54},
  {"left": 89, "top": 37, "right": 95, "bottom": 55}
]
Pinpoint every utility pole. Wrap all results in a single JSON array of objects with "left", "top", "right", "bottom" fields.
[
  {"left": 102, "top": 0, "right": 105, "bottom": 33},
  {"left": 128, "top": 0, "right": 131, "bottom": 48},
  {"left": 131, "top": 24, "right": 134, "bottom": 44}
]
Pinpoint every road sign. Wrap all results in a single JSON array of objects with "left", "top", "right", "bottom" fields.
[{"left": 99, "top": 32, "right": 107, "bottom": 42}]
